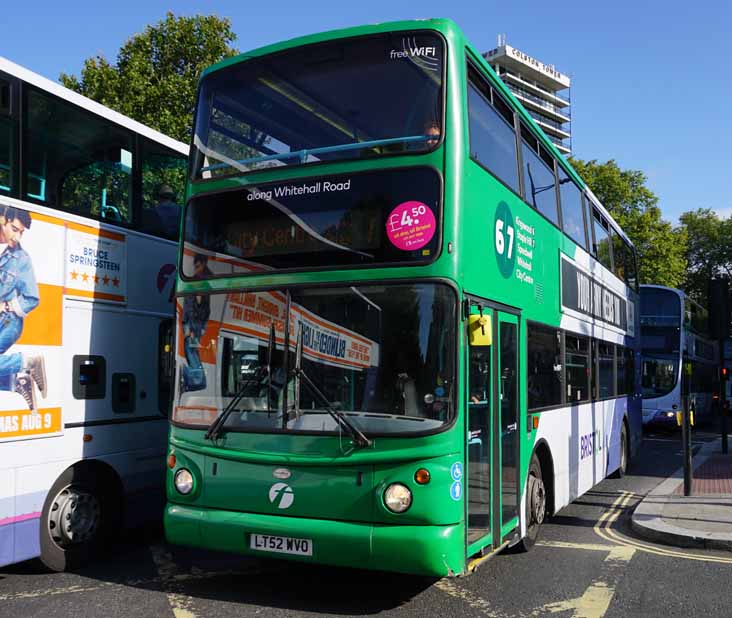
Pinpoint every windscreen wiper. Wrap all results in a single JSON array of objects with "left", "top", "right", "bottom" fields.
[
  {"left": 199, "top": 134, "right": 431, "bottom": 173},
  {"left": 290, "top": 329, "right": 371, "bottom": 448},
  {"left": 205, "top": 323, "right": 277, "bottom": 441},
  {"left": 204, "top": 371, "right": 262, "bottom": 441}
]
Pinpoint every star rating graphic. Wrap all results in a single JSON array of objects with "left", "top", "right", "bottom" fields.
[{"left": 70, "top": 270, "right": 121, "bottom": 290}]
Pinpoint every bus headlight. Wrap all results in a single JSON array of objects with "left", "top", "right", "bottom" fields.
[
  {"left": 174, "top": 468, "right": 194, "bottom": 495},
  {"left": 384, "top": 483, "right": 412, "bottom": 513}
]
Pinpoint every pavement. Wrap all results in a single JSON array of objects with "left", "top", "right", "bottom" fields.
[{"left": 631, "top": 435, "right": 732, "bottom": 551}]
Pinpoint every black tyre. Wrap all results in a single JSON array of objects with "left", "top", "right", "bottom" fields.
[
  {"left": 609, "top": 423, "right": 628, "bottom": 479},
  {"left": 40, "top": 466, "right": 117, "bottom": 572},
  {"left": 514, "top": 454, "right": 546, "bottom": 552}
]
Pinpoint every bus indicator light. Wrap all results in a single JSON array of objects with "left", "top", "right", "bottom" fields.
[
  {"left": 167, "top": 453, "right": 176, "bottom": 469},
  {"left": 414, "top": 468, "right": 430, "bottom": 484}
]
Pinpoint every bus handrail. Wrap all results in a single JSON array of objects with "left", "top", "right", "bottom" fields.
[{"left": 199, "top": 134, "right": 431, "bottom": 173}]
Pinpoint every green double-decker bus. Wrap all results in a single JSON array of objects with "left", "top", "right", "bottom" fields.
[{"left": 165, "top": 18, "right": 641, "bottom": 576}]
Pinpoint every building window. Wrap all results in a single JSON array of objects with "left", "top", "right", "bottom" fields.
[{"left": 527, "top": 323, "right": 562, "bottom": 410}]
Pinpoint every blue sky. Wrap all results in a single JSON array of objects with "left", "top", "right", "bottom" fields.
[{"left": 5, "top": 0, "right": 729, "bottom": 223}]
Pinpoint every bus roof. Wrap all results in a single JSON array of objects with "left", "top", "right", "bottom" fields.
[{"left": 0, "top": 56, "right": 189, "bottom": 156}]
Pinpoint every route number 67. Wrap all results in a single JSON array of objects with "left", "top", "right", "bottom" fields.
[{"left": 495, "top": 218, "right": 515, "bottom": 259}]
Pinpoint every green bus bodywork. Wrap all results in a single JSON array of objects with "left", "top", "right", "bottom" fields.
[{"left": 166, "top": 19, "right": 641, "bottom": 576}]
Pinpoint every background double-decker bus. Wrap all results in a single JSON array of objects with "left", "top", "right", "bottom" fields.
[
  {"left": 166, "top": 18, "right": 641, "bottom": 576},
  {"left": 0, "top": 57, "right": 188, "bottom": 570},
  {"left": 640, "top": 285, "right": 719, "bottom": 429}
]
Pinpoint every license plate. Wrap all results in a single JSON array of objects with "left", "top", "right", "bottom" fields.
[{"left": 250, "top": 534, "right": 313, "bottom": 556}]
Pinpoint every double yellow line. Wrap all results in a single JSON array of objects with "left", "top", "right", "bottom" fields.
[{"left": 594, "top": 491, "right": 732, "bottom": 564}]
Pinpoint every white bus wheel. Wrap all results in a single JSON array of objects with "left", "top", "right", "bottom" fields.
[{"left": 609, "top": 423, "right": 629, "bottom": 479}]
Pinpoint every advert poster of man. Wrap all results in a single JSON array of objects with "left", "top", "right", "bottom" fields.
[{"left": 0, "top": 204, "right": 46, "bottom": 412}]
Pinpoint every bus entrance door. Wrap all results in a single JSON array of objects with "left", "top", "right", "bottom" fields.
[
  {"left": 466, "top": 302, "right": 492, "bottom": 546},
  {"left": 496, "top": 312, "right": 519, "bottom": 542},
  {"left": 466, "top": 303, "right": 520, "bottom": 551}
]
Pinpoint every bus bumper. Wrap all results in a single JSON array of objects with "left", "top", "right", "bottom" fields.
[{"left": 164, "top": 503, "right": 464, "bottom": 576}]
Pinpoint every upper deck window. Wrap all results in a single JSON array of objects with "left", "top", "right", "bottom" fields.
[
  {"left": 520, "top": 124, "right": 558, "bottom": 226},
  {"left": 25, "top": 88, "right": 134, "bottom": 223},
  {"left": 467, "top": 67, "right": 519, "bottom": 193},
  {"left": 592, "top": 208, "right": 613, "bottom": 271},
  {"left": 192, "top": 31, "right": 444, "bottom": 179},
  {"left": 0, "top": 79, "right": 13, "bottom": 195},
  {"left": 640, "top": 288, "right": 681, "bottom": 326},
  {"left": 558, "top": 166, "right": 586, "bottom": 250}
]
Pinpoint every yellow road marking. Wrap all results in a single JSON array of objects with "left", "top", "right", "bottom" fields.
[
  {"left": 537, "top": 540, "right": 613, "bottom": 552},
  {"left": 530, "top": 542, "right": 636, "bottom": 618},
  {"left": 594, "top": 491, "right": 732, "bottom": 564},
  {"left": 150, "top": 544, "right": 199, "bottom": 618},
  {"left": 0, "top": 584, "right": 106, "bottom": 601},
  {"left": 435, "top": 579, "right": 508, "bottom": 618}
]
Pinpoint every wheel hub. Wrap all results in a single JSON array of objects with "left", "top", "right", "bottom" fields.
[
  {"left": 529, "top": 476, "right": 546, "bottom": 526},
  {"left": 48, "top": 486, "right": 100, "bottom": 547}
]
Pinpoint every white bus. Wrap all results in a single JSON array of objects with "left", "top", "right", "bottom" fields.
[
  {"left": 0, "top": 57, "right": 188, "bottom": 571},
  {"left": 640, "top": 285, "right": 719, "bottom": 429}
]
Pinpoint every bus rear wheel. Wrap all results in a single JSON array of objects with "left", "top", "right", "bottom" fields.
[
  {"left": 514, "top": 454, "right": 546, "bottom": 552},
  {"left": 610, "top": 423, "right": 628, "bottom": 479},
  {"left": 40, "top": 467, "right": 115, "bottom": 572}
]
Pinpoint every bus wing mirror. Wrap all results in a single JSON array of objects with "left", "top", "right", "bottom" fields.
[{"left": 468, "top": 315, "right": 492, "bottom": 347}]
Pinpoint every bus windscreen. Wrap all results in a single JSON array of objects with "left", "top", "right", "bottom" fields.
[{"left": 192, "top": 31, "right": 444, "bottom": 177}]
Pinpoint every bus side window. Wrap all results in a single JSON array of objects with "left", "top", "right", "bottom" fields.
[
  {"left": 625, "top": 242, "right": 639, "bottom": 292},
  {"left": 0, "top": 78, "right": 16, "bottom": 196},
  {"left": 520, "top": 124, "right": 558, "bottom": 226},
  {"left": 25, "top": 87, "right": 134, "bottom": 221},
  {"left": 558, "top": 166, "right": 586, "bottom": 250},
  {"left": 466, "top": 65, "right": 520, "bottom": 194},
  {"left": 140, "top": 139, "right": 187, "bottom": 240},
  {"left": 592, "top": 209, "right": 613, "bottom": 272}
]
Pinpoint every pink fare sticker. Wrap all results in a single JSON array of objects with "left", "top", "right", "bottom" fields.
[{"left": 386, "top": 201, "right": 436, "bottom": 251}]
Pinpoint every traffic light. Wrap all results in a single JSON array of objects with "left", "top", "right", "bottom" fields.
[{"left": 708, "top": 278, "right": 730, "bottom": 338}]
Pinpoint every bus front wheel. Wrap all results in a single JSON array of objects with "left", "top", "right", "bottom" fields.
[
  {"left": 514, "top": 453, "right": 546, "bottom": 552},
  {"left": 40, "top": 467, "right": 115, "bottom": 572}
]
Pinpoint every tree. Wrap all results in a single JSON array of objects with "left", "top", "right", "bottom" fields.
[
  {"left": 569, "top": 158, "right": 687, "bottom": 288},
  {"left": 60, "top": 12, "right": 239, "bottom": 142},
  {"left": 679, "top": 209, "right": 731, "bottom": 302}
]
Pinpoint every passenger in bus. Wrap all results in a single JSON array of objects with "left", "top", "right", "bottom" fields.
[
  {"left": 423, "top": 120, "right": 441, "bottom": 148},
  {"left": 154, "top": 184, "right": 182, "bottom": 240},
  {"left": 0, "top": 207, "right": 47, "bottom": 411}
]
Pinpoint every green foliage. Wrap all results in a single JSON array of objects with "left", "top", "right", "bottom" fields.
[
  {"left": 569, "top": 158, "right": 687, "bottom": 289},
  {"left": 60, "top": 12, "right": 239, "bottom": 142},
  {"left": 678, "top": 209, "right": 732, "bottom": 302}
]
